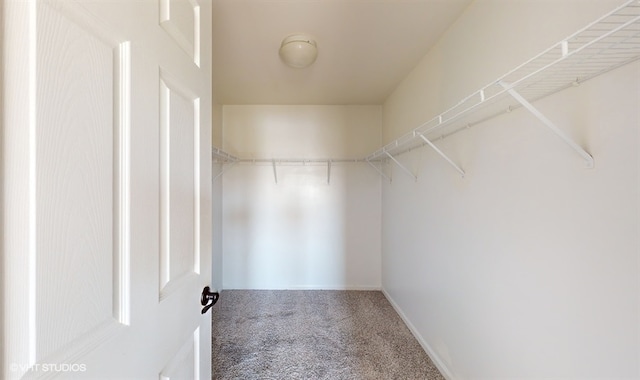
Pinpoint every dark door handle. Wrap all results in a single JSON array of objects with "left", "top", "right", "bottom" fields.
[{"left": 201, "top": 286, "right": 219, "bottom": 314}]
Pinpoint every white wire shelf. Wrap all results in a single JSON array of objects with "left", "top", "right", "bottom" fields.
[
  {"left": 229, "top": 158, "right": 365, "bottom": 184},
  {"left": 212, "top": 147, "right": 239, "bottom": 163},
  {"left": 365, "top": 0, "right": 640, "bottom": 169},
  {"left": 212, "top": 149, "right": 363, "bottom": 166},
  {"left": 236, "top": 158, "right": 364, "bottom": 165},
  {"left": 210, "top": 148, "right": 364, "bottom": 182},
  {"left": 212, "top": 146, "right": 239, "bottom": 181}
]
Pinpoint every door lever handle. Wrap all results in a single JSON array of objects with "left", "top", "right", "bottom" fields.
[{"left": 201, "top": 286, "right": 219, "bottom": 314}]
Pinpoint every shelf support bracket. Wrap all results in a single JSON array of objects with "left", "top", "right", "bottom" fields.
[
  {"left": 417, "top": 133, "right": 465, "bottom": 177},
  {"left": 327, "top": 160, "right": 331, "bottom": 184},
  {"left": 272, "top": 160, "right": 278, "bottom": 184},
  {"left": 384, "top": 150, "right": 417, "bottom": 181},
  {"left": 366, "top": 159, "right": 391, "bottom": 183},
  {"left": 212, "top": 161, "right": 237, "bottom": 182},
  {"left": 499, "top": 81, "right": 594, "bottom": 168}
]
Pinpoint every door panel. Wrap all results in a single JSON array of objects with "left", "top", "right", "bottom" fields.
[
  {"left": 159, "top": 72, "right": 201, "bottom": 300},
  {"left": 2, "top": 0, "right": 213, "bottom": 378},
  {"left": 36, "top": 3, "right": 126, "bottom": 363},
  {"left": 160, "top": 328, "right": 200, "bottom": 380},
  {"left": 159, "top": 0, "right": 200, "bottom": 66}
]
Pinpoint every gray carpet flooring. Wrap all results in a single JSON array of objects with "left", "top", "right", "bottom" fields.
[{"left": 212, "top": 290, "right": 445, "bottom": 379}]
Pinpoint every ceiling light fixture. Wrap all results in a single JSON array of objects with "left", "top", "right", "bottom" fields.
[{"left": 279, "top": 34, "right": 318, "bottom": 69}]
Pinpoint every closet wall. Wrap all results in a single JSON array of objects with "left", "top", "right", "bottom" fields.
[
  {"left": 212, "top": 103, "right": 224, "bottom": 291},
  {"left": 381, "top": 0, "right": 639, "bottom": 378},
  {"left": 221, "top": 105, "right": 382, "bottom": 289}
]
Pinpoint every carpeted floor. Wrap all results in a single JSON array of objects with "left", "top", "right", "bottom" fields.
[{"left": 212, "top": 290, "right": 445, "bottom": 379}]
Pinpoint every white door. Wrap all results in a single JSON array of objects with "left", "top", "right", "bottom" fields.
[{"left": 2, "top": 0, "right": 214, "bottom": 378}]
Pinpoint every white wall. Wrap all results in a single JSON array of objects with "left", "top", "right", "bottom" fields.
[
  {"left": 381, "top": 0, "right": 639, "bottom": 378},
  {"left": 222, "top": 105, "right": 382, "bottom": 289},
  {"left": 211, "top": 103, "right": 224, "bottom": 291}
]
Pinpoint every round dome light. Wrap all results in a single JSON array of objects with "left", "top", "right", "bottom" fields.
[{"left": 279, "top": 34, "right": 318, "bottom": 69}]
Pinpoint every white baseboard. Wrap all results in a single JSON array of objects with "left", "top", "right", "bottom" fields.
[
  {"left": 381, "top": 288, "right": 455, "bottom": 380},
  {"left": 221, "top": 285, "right": 382, "bottom": 291},
  {"left": 287, "top": 285, "right": 382, "bottom": 291}
]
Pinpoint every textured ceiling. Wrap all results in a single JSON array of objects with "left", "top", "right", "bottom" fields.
[{"left": 212, "top": 0, "right": 472, "bottom": 105}]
